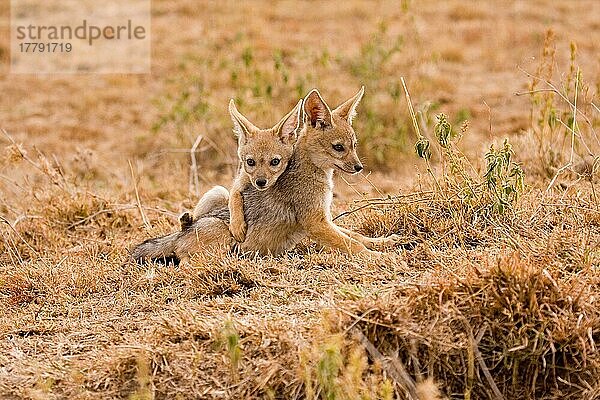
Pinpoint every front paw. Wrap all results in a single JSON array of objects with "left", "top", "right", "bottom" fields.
[{"left": 229, "top": 220, "right": 247, "bottom": 243}]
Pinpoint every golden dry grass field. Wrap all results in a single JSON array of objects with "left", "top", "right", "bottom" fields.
[{"left": 1, "top": 1, "right": 600, "bottom": 399}]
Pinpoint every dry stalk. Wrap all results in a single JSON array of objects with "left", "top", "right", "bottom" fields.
[
  {"left": 189, "top": 135, "right": 203, "bottom": 196},
  {"left": 354, "top": 329, "right": 419, "bottom": 400},
  {"left": 129, "top": 160, "right": 151, "bottom": 230},
  {"left": 401, "top": 77, "right": 442, "bottom": 194}
]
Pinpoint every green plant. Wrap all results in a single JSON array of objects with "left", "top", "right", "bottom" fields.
[
  {"left": 300, "top": 329, "right": 396, "bottom": 400},
  {"left": 315, "top": 335, "right": 344, "bottom": 400},
  {"left": 414, "top": 112, "right": 525, "bottom": 214},
  {"left": 228, "top": 45, "right": 312, "bottom": 103},
  {"left": 484, "top": 139, "right": 525, "bottom": 213},
  {"left": 152, "top": 80, "right": 209, "bottom": 137},
  {"left": 221, "top": 318, "right": 242, "bottom": 379},
  {"left": 349, "top": 22, "right": 403, "bottom": 85}
]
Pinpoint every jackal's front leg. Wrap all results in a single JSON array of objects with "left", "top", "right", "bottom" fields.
[
  {"left": 305, "top": 219, "right": 379, "bottom": 256},
  {"left": 228, "top": 179, "right": 247, "bottom": 243},
  {"left": 337, "top": 227, "right": 402, "bottom": 250}
]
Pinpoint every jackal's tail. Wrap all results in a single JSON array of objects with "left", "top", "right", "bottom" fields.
[{"left": 130, "top": 232, "right": 180, "bottom": 265}]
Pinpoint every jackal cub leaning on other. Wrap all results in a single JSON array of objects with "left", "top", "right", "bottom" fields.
[
  {"left": 224, "top": 99, "right": 302, "bottom": 242},
  {"left": 133, "top": 100, "right": 303, "bottom": 264},
  {"left": 180, "top": 99, "right": 303, "bottom": 242}
]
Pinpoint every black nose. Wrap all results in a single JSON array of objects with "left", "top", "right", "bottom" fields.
[
  {"left": 354, "top": 164, "right": 363, "bottom": 172},
  {"left": 256, "top": 179, "right": 267, "bottom": 187}
]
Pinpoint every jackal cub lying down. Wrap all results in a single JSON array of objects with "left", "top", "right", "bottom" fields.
[{"left": 131, "top": 87, "right": 400, "bottom": 264}]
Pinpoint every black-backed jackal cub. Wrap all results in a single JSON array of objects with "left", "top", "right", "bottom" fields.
[
  {"left": 222, "top": 99, "right": 302, "bottom": 242},
  {"left": 133, "top": 100, "right": 303, "bottom": 264},
  {"left": 179, "top": 99, "right": 303, "bottom": 242}
]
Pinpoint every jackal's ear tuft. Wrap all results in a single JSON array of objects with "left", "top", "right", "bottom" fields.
[
  {"left": 303, "top": 89, "right": 332, "bottom": 129},
  {"left": 229, "top": 99, "right": 258, "bottom": 143},
  {"left": 274, "top": 99, "right": 302, "bottom": 144},
  {"left": 333, "top": 86, "right": 364, "bottom": 126}
]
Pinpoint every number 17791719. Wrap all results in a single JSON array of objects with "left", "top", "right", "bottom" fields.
[{"left": 19, "top": 42, "right": 72, "bottom": 52}]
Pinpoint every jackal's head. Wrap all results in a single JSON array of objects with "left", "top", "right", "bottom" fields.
[
  {"left": 229, "top": 99, "right": 302, "bottom": 191},
  {"left": 302, "top": 87, "right": 365, "bottom": 174}
]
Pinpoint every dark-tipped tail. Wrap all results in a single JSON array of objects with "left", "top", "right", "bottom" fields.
[{"left": 130, "top": 231, "right": 181, "bottom": 265}]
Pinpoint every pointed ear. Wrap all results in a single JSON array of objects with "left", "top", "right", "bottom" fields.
[
  {"left": 274, "top": 99, "right": 302, "bottom": 144},
  {"left": 303, "top": 89, "right": 332, "bottom": 129},
  {"left": 332, "top": 86, "right": 364, "bottom": 126},
  {"left": 229, "top": 99, "right": 258, "bottom": 143}
]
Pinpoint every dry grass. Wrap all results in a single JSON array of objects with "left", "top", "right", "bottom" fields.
[
  {"left": 1, "top": 0, "right": 600, "bottom": 399},
  {"left": 2, "top": 171, "right": 599, "bottom": 399}
]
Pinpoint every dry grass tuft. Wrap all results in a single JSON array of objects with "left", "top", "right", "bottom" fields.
[{"left": 339, "top": 252, "right": 599, "bottom": 398}]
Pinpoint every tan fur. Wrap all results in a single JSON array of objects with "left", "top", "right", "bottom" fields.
[
  {"left": 131, "top": 88, "right": 401, "bottom": 263},
  {"left": 131, "top": 186, "right": 234, "bottom": 264},
  {"left": 225, "top": 99, "right": 302, "bottom": 242},
  {"left": 191, "top": 185, "right": 229, "bottom": 220},
  {"left": 172, "top": 216, "right": 233, "bottom": 264}
]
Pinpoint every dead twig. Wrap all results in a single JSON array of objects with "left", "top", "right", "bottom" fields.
[
  {"left": 360, "top": 171, "right": 384, "bottom": 197},
  {"left": 189, "top": 135, "right": 204, "bottom": 196},
  {"left": 128, "top": 160, "right": 151, "bottom": 230},
  {"left": 354, "top": 329, "right": 419, "bottom": 400},
  {"left": 467, "top": 321, "right": 505, "bottom": 400}
]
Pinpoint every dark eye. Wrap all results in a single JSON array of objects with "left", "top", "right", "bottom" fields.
[
  {"left": 332, "top": 144, "right": 345, "bottom": 152},
  {"left": 246, "top": 159, "right": 256, "bottom": 166},
  {"left": 270, "top": 158, "right": 280, "bottom": 166}
]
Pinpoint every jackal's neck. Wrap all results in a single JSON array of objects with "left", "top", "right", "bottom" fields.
[{"left": 294, "top": 131, "right": 330, "bottom": 180}]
